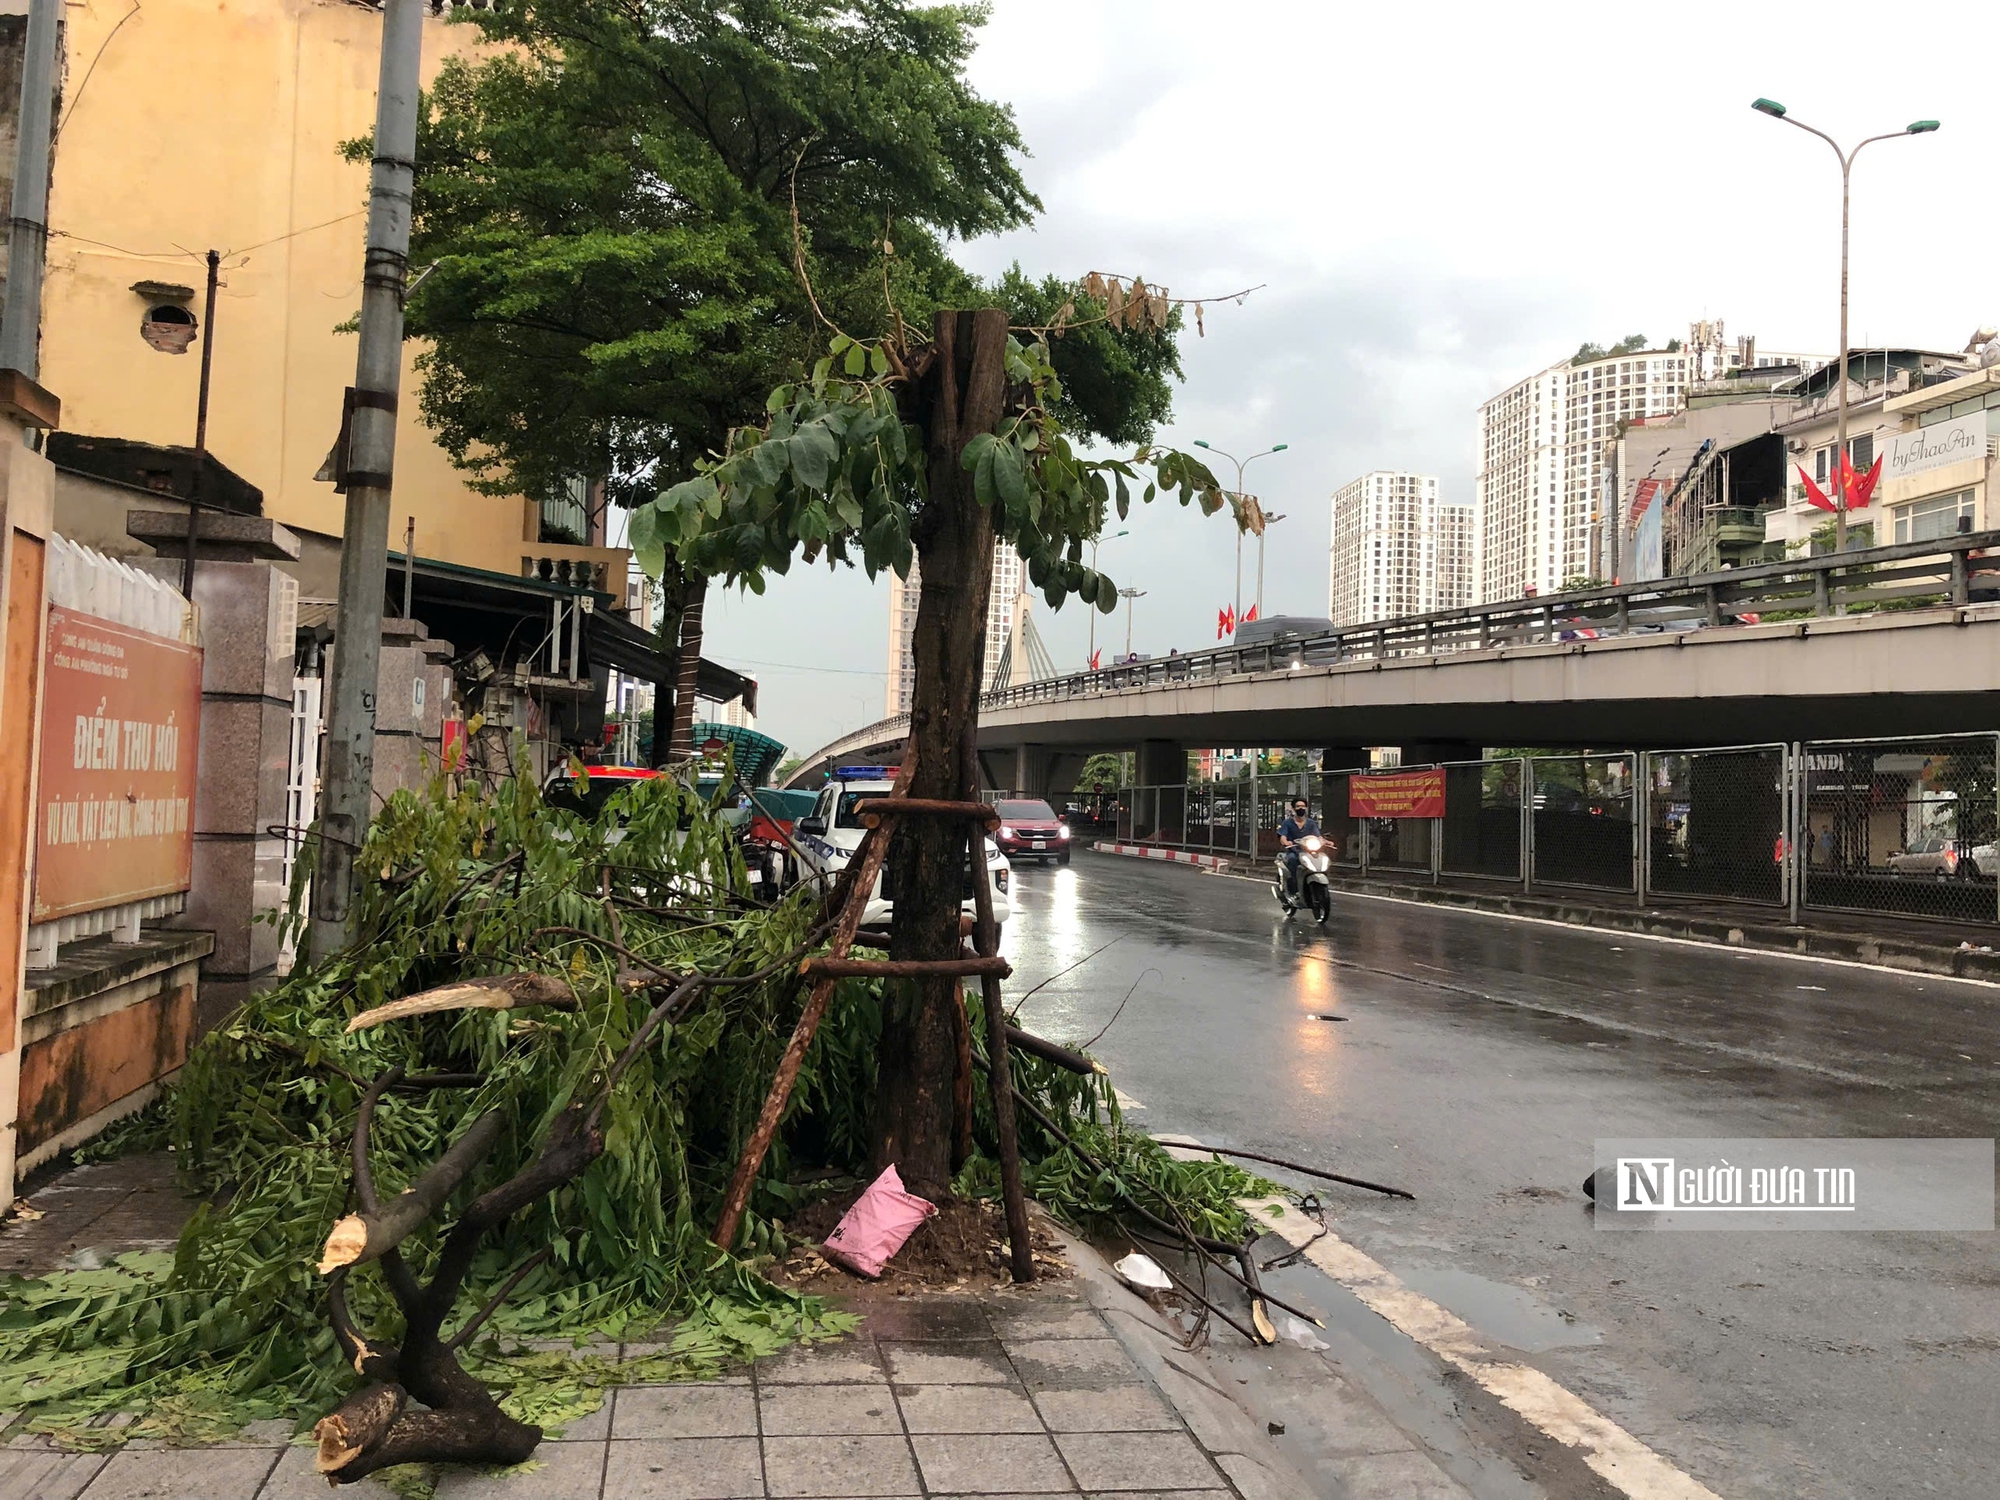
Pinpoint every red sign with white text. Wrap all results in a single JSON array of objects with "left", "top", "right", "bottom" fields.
[
  {"left": 1348, "top": 768, "right": 1446, "bottom": 819},
  {"left": 31, "top": 607, "right": 203, "bottom": 922}
]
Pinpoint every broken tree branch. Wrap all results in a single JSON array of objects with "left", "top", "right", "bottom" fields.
[
  {"left": 319, "top": 1109, "right": 508, "bottom": 1274},
  {"left": 1003, "top": 1024, "right": 1104, "bottom": 1076},
  {"left": 345, "top": 974, "right": 577, "bottom": 1034},
  {"left": 1170, "top": 1141, "right": 1414, "bottom": 1200}
]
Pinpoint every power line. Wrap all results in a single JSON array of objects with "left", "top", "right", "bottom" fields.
[{"left": 718, "top": 656, "right": 888, "bottom": 677}]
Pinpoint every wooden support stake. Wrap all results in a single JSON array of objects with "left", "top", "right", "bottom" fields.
[
  {"left": 711, "top": 746, "right": 916, "bottom": 1251},
  {"left": 862, "top": 797, "right": 1000, "bottom": 829},
  {"left": 966, "top": 721, "right": 1034, "bottom": 1283}
]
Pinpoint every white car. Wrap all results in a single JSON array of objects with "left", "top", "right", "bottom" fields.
[{"left": 793, "top": 768, "right": 1013, "bottom": 927}]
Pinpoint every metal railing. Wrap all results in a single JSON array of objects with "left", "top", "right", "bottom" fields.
[
  {"left": 1099, "top": 730, "right": 2000, "bottom": 929},
  {"left": 794, "top": 531, "right": 2000, "bottom": 780},
  {"left": 986, "top": 529, "right": 2000, "bottom": 709}
]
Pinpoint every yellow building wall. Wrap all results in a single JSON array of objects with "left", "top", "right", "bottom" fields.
[{"left": 41, "top": 0, "right": 537, "bottom": 574}]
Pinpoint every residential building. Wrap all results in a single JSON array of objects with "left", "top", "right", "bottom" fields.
[
  {"left": 1474, "top": 323, "right": 1825, "bottom": 600},
  {"left": 884, "top": 542, "right": 1027, "bottom": 716},
  {"left": 1327, "top": 472, "right": 1473, "bottom": 625},
  {"left": 1762, "top": 351, "right": 1983, "bottom": 554},
  {"left": 1476, "top": 342, "right": 1691, "bottom": 601},
  {"left": 37, "top": 0, "right": 625, "bottom": 598},
  {"left": 698, "top": 690, "right": 759, "bottom": 732}
]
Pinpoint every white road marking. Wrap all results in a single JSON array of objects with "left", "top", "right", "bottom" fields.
[
  {"left": 1241, "top": 1194, "right": 1725, "bottom": 1500},
  {"left": 1113, "top": 1088, "right": 1146, "bottom": 1111}
]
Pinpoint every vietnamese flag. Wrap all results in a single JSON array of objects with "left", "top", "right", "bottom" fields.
[
  {"left": 1797, "top": 464, "right": 1837, "bottom": 513},
  {"left": 1244, "top": 603, "right": 1259, "bottom": 623}
]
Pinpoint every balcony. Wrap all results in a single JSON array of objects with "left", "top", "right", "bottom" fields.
[{"left": 521, "top": 544, "right": 631, "bottom": 607}]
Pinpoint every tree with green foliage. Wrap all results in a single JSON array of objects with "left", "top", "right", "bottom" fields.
[
  {"left": 632, "top": 302, "right": 1229, "bottom": 1196},
  {"left": 1076, "top": 752, "right": 1128, "bottom": 792},
  {"left": 1571, "top": 333, "right": 1649, "bottom": 365},
  {"left": 393, "top": 0, "right": 1039, "bottom": 759}
]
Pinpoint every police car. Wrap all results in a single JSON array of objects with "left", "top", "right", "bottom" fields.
[{"left": 793, "top": 766, "right": 1012, "bottom": 927}]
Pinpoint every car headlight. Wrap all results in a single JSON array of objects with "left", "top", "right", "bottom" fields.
[
  {"left": 998, "top": 824, "right": 1014, "bottom": 840},
  {"left": 1058, "top": 825, "right": 1071, "bottom": 839}
]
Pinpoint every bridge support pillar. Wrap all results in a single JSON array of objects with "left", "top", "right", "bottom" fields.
[
  {"left": 976, "top": 745, "right": 1017, "bottom": 794},
  {"left": 1136, "top": 740, "right": 1187, "bottom": 785},
  {"left": 1017, "top": 744, "right": 1053, "bottom": 799},
  {"left": 1133, "top": 740, "right": 1187, "bottom": 846}
]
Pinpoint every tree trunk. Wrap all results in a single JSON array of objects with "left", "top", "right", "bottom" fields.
[
  {"left": 874, "top": 308, "right": 1008, "bottom": 1201},
  {"left": 669, "top": 571, "right": 708, "bottom": 762}
]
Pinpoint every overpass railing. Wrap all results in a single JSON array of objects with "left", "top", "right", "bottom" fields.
[
  {"left": 987, "top": 530, "right": 2000, "bottom": 710},
  {"left": 1108, "top": 730, "right": 2000, "bottom": 927}
]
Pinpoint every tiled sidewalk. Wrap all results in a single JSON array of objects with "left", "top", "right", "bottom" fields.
[{"left": 0, "top": 1291, "right": 1246, "bottom": 1500}]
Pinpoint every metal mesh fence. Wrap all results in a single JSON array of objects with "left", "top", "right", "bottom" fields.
[
  {"left": 1644, "top": 747, "right": 1785, "bottom": 905},
  {"left": 1442, "top": 759, "right": 1524, "bottom": 881},
  {"left": 1800, "top": 734, "right": 2000, "bottom": 925},
  {"left": 1531, "top": 753, "right": 1636, "bottom": 891}
]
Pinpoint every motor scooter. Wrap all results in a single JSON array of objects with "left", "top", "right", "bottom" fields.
[{"left": 1273, "top": 834, "right": 1331, "bottom": 923}]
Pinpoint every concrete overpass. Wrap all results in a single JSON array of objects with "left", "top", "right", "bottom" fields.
[{"left": 787, "top": 532, "right": 2000, "bottom": 794}]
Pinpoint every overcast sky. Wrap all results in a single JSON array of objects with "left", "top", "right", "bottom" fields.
[{"left": 699, "top": 0, "right": 2000, "bottom": 759}]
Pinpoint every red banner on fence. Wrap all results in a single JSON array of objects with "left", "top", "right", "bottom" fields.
[
  {"left": 1348, "top": 767, "right": 1445, "bottom": 819},
  {"left": 31, "top": 607, "right": 202, "bottom": 922}
]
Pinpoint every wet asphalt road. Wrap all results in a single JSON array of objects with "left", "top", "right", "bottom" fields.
[{"left": 996, "top": 850, "right": 2000, "bottom": 1500}]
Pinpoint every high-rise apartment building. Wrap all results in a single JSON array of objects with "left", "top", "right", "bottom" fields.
[
  {"left": 1475, "top": 345, "right": 1690, "bottom": 602},
  {"left": 884, "top": 542, "right": 1027, "bottom": 716},
  {"left": 1475, "top": 323, "right": 1832, "bottom": 601},
  {"left": 1327, "top": 472, "right": 1475, "bottom": 626}
]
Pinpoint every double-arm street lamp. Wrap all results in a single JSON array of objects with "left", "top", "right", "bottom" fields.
[
  {"left": 1192, "top": 440, "right": 1287, "bottom": 622},
  {"left": 1087, "top": 527, "right": 1129, "bottom": 666},
  {"left": 1751, "top": 98, "right": 1939, "bottom": 552}
]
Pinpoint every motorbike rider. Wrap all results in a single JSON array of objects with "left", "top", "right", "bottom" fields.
[{"left": 1277, "top": 796, "right": 1321, "bottom": 899}]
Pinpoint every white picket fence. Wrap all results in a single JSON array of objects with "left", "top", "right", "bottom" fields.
[{"left": 25, "top": 538, "right": 198, "bottom": 968}]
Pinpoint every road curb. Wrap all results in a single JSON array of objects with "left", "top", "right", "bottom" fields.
[
  {"left": 1113, "top": 849, "right": 2000, "bottom": 982},
  {"left": 1046, "top": 1219, "right": 1317, "bottom": 1500},
  {"left": 1092, "top": 840, "right": 1233, "bottom": 872}
]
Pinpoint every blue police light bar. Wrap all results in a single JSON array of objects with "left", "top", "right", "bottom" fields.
[{"left": 832, "top": 765, "right": 899, "bottom": 780}]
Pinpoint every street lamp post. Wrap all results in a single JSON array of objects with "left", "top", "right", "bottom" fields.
[
  {"left": 1254, "top": 513, "right": 1287, "bottom": 619},
  {"left": 1118, "top": 586, "right": 1146, "bottom": 658},
  {"left": 1751, "top": 98, "right": 1939, "bottom": 553},
  {"left": 1087, "top": 527, "right": 1129, "bottom": 667},
  {"left": 1192, "top": 440, "right": 1288, "bottom": 622}
]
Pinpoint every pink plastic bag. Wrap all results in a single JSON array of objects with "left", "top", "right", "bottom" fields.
[{"left": 820, "top": 1164, "right": 939, "bottom": 1279}]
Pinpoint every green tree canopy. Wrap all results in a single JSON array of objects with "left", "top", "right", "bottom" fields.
[{"left": 396, "top": 0, "right": 1039, "bottom": 507}]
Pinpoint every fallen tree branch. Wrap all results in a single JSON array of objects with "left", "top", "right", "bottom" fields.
[
  {"left": 446, "top": 1246, "right": 553, "bottom": 1351},
  {"left": 345, "top": 974, "right": 577, "bottom": 1034},
  {"left": 1170, "top": 1141, "right": 1414, "bottom": 1200},
  {"left": 1003, "top": 1024, "right": 1104, "bottom": 1076},
  {"left": 319, "top": 1110, "right": 508, "bottom": 1274}
]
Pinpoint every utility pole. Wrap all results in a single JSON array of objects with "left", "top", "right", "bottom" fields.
[
  {"left": 1119, "top": 586, "right": 1145, "bottom": 658},
  {"left": 310, "top": 0, "right": 425, "bottom": 960},
  {"left": 179, "top": 251, "right": 221, "bottom": 597},
  {"left": 1086, "top": 527, "right": 1127, "bottom": 666},
  {"left": 1254, "top": 513, "right": 1286, "bottom": 618},
  {"left": 0, "top": 0, "right": 58, "bottom": 377},
  {"left": 1192, "top": 440, "right": 1287, "bottom": 625}
]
